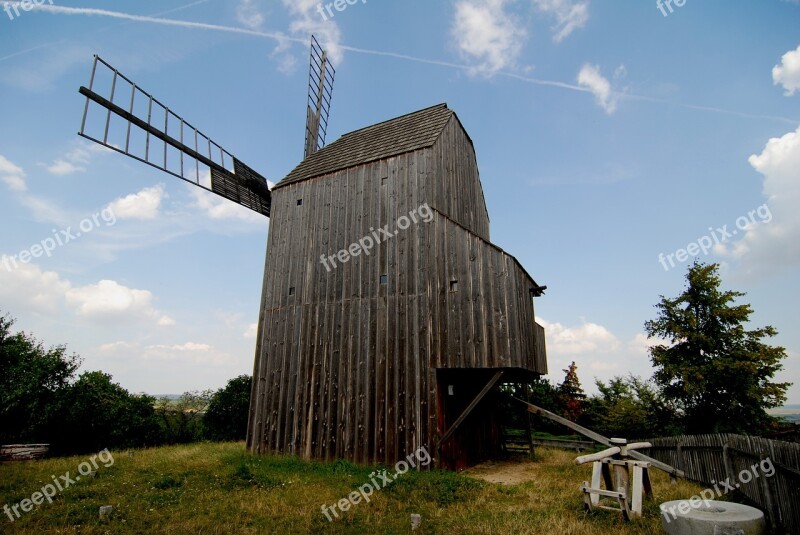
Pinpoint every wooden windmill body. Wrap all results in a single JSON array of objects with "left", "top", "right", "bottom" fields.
[{"left": 77, "top": 40, "right": 548, "bottom": 470}]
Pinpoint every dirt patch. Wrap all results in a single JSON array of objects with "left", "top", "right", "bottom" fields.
[{"left": 463, "top": 457, "right": 540, "bottom": 485}]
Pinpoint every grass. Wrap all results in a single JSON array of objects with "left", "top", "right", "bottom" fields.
[{"left": 0, "top": 442, "right": 712, "bottom": 534}]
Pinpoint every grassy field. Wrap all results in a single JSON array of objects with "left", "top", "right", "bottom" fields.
[{"left": 0, "top": 442, "right": 711, "bottom": 534}]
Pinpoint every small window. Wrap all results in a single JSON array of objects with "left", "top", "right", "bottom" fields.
[
  {"left": 449, "top": 280, "right": 458, "bottom": 292},
  {"left": 289, "top": 287, "right": 295, "bottom": 296},
  {"left": 379, "top": 274, "right": 388, "bottom": 285},
  {"left": 381, "top": 175, "right": 388, "bottom": 185},
  {"left": 297, "top": 199, "right": 303, "bottom": 206}
]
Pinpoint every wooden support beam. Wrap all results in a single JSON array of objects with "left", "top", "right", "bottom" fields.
[
  {"left": 575, "top": 447, "right": 620, "bottom": 465},
  {"left": 513, "top": 397, "right": 685, "bottom": 478},
  {"left": 437, "top": 371, "right": 504, "bottom": 449},
  {"left": 579, "top": 486, "right": 626, "bottom": 500}
]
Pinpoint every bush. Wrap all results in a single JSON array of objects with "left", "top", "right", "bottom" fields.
[
  {"left": 49, "top": 371, "right": 162, "bottom": 455},
  {"left": 204, "top": 375, "right": 252, "bottom": 441},
  {"left": 0, "top": 312, "right": 80, "bottom": 444}
]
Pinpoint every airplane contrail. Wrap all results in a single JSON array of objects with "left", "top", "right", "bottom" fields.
[
  {"left": 24, "top": 4, "right": 593, "bottom": 95},
  {"left": 18, "top": 4, "right": 800, "bottom": 125}
]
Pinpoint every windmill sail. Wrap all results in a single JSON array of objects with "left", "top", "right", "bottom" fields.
[
  {"left": 78, "top": 55, "right": 271, "bottom": 217},
  {"left": 304, "top": 36, "right": 336, "bottom": 159}
]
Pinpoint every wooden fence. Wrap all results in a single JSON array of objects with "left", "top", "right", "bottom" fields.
[
  {"left": 0, "top": 444, "right": 49, "bottom": 461},
  {"left": 644, "top": 434, "right": 800, "bottom": 533},
  {"left": 503, "top": 435, "right": 595, "bottom": 453}
]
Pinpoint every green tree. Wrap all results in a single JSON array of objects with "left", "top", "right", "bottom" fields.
[
  {"left": 0, "top": 313, "right": 81, "bottom": 443},
  {"left": 644, "top": 262, "right": 790, "bottom": 433},
  {"left": 204, "top": 375, "right": 252, "bottom": 441},
  {"left": 558, "top": 361, "right": 586, "bottom": 422},
  {"left": 583, "top": 375, "right": 680, "bottom": 438},
  {"left": 156, "top": 390, "right": 212, "bottom": 443},
  {"left": 50, "top": 371, "right": 162, "bottom": 454},
  {"left": 518, "top": 378, "right": 568, "bottom": 436}
]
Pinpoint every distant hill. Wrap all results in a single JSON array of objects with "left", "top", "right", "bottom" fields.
[{"left": 769, "top": 405, "right": 800, "bottom": 423}]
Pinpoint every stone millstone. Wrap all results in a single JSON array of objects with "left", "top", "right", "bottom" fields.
[{"left": 660, "top": 500, "right": 765, "bottom": 535}]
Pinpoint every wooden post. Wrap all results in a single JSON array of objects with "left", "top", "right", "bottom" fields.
[
  {"left": 631, "top": 462, "right": 650, "bottom": 517},
  {"left": 590, "top": 462, "right": 602, "bottom": 506},
  {"left": 523, "top": 383, "right": 534, "bottom": 459},
  {"left": 602, "top": 462, "right": 614, "bottom": 490},
  {"left": 758, "top": 453, "right": 777, "bottom": 532}
]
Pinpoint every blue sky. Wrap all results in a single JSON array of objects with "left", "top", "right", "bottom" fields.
[{"left": 0, "top": 0, "right": 798, "bottom": 402}]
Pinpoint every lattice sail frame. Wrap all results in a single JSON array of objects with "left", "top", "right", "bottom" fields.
[
  {"left": 78, "top": 55, "right": 271, "bottom": 217},
  {"left": 303, "top": 35, "right": 336, "bottom": 159}
]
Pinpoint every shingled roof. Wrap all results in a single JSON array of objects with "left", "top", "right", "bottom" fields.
[{"left": 275, "top": 103, "right": 455, "bottom": 189}]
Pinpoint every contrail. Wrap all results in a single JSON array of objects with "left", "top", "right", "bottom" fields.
[
  {"left": 23, "top": 5, "right": 596, "bottom": 95},
  {"left": 22, "top": 4, "right": 800, "bottom": 125},
  {"left": 30, "top": 4, "right": 307, "bottom": 45},
  {"left": 0, "top": 1, "right": 211, "bottom": 63}
]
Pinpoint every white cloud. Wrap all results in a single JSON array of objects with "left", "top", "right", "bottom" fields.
[
  {"left": 0, "top": 154, "right": 80, "bottom": 226},
  {"left": 536, "top": 318, "right": 671, "bottom": 392},
  {"left": 0, "top": 154, "right": 26, "bottom": 191},
  {"left": 106, "top": 184, "right": 167, "bottom": 221},
  {"left": 0, "top": 261, "right": 70, "bottom": 314},
  {"left": 628, "top": 333, "right": 668, "bottom": 353},
  {"left": 46, "top": 160, "right": 85, "bottom": 176},
  {"left": 452, "top": 0, "right": 527, "bottom": 76},
  {"left": 244, "top": 322, "right": 258, "bottom": 338},
  {"left": 66, "top": 279, "right": 159, "bottom": 319},
  {"left": 532, "top": 0, "right": 589, "bottom": 42},
  {"left": 99, "top": 340, "right": 234, "bottom": 366},
  {"left": 716, "top": 126, "right": 800, "bottom": 277},
  {"left": 143, "top": 342, "right": 235, "bottom": 365},
  {"left": 772, "top": 45, "right": 800, "bottom": 96},
  {"left": 47, "top": 160, "right": 86, "bottom": 176},
  {"left": 577, "top": 63, "right": 619, "bottom": 113},
  {"left": 157, "top": 315, "right": 176, "bottom": 326},
  {"left": 16, "top": 194, "right": 71, "bottom": 226},
  {"left": 0, "top": 260, "right": 175, "bottom": 326},
  {"left": 236, "top": 0, "right": 264, "bottom": 29},
  {"left": 280, "top": 0, "right": 344, "bottom": 65},
  {"left": 99, "top": 341, "right": 138, "bottom": 352},
  {"left": 537, "top": 317, "right": 620, "bottom": 355},
  {"left": 190, "top": 187, "right": 267, "bottom": 224},
  {"left": 45, "top": 143, "right": 108, "bottom": 176}
]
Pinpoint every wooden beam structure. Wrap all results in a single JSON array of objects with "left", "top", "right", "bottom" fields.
[
  {"left": 514, "top": 397, "right": 685, "bottom": 478},
  {"left": 437, "top": 371, "right": 504, "bottom": 450}
]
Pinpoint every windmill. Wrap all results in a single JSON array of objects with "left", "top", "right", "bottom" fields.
[{"left": 77, "top": 38, "right": 548, "bottom": 471}]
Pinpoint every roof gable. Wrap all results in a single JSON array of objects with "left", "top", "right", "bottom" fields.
[{"left": 275, "top": 103, "right": 454, "bottom": 188}]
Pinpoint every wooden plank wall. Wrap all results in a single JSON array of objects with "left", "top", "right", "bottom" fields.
[
  {"left": 430, "top": 116, "right": 490, "bottom": 241},
  {"left": 247, "top": 117, "right": 546, "bottom": 466},
  {"left": 428, "top": 212, "right": 543, "bottom": 372},
  {"left": 248, "top": 149, "right": 436, "bottom": 466},
  {"left": 645, "top": 434, "right": 800, "bottom": 533}
]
